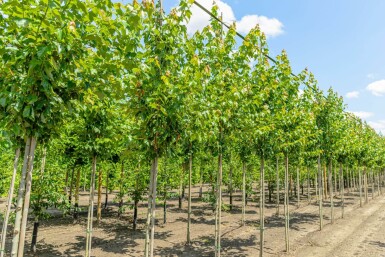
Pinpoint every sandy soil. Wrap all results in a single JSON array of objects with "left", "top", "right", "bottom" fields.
[{"left": 1, "top": 185, "right": 384, "bottom": 257}]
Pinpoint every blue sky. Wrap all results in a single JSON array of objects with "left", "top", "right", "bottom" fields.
[{"left": 144, "top": 1, "right": 385, "bottom": 133}]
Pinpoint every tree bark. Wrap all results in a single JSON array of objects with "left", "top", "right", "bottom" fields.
[
  {"left": 339, "top": 163, "right": 344, "bottom": 219},
  {"left": 328, "top": 159, "right": 334, "bottom": 224},
  {"left": 74, "top": 168, "right": 81, "bottom": 220},
  {"left": 284, "top": 155, "right": 290, "bottom": 252},
  {"left": 259, "top": 155, "right": 265, "bottom": 257},
  {"left": 359, "top": 169, "right": 363, "bottom": 207},
  {"left": 16, "top": 137, "right": 37, "bottom": 257},
  {"left": 30, "top": 147, "right": 46, "bottom": 254},
  {"left": 318, "top": 156, "right": 323, "bottom": 230},
  {"left": 0, "top": 148, "right": 20, "bottom": 257},
  {"left": 276, "top": 156, "right": 279, "bottom": 216},
  {"left": 215, "top": 152, "right": 223, "bottom": 257},
  {"left": 85, "top": 155, "right": 97, "bottom": 257},
  {"left": 11, "top": 139, "right": 31, "bottom": 257},
  {"left": 97, "top": 168, "right": 102, "bottom": 224},
  {"left": 242, "top": 161, "right": 246, "bottom": 226},
  {"left": 187, "top": 154, "right": 192, "bottom": 244},
  {"left": 145, "top": 157, "right": 158, "bottom": 257},
  {"left": 104, "top": 170, "right": 109, "bottom": 210},
  {"left": 296, "top": 167, "right": 300, "bottom": 208}
]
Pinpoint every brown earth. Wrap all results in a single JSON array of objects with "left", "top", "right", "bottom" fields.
[{"left": 1, "top": 185, "right": 385, "bottom": 257}]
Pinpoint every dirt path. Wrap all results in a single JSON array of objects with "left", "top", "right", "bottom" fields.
[
  {"left": 1, "top": 186, "right": 385, "bottom": 256},
  {"left": 294, "top": 193, "right": 385, "bottom": 257}
]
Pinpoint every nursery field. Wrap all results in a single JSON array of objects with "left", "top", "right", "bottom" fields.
[
  {"left": 1, "top": 185, "right": 385, "bottom": 257},
  {"left": 1, "top": 1, "right": 385, "bottom": 257}
]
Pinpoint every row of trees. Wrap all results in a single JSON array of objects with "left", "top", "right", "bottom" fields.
[{"left": 1, "top": 0, "right": 384, "bottom": 256}]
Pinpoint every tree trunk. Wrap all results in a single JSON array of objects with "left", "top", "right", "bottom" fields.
[
  {"left": 104, "top": 170, "right": 109, "bottom": 210},
  {"left": 74, "top": 168, "right": 81, "bottom": 220},
  {"left": 339, "top": 163, "right": 344, "bottom": 219},
  {"left": 215, "top": 152, "right": 223, "bottom": 257},
  {"left": 199, "top": 167, "right": 203, "bottom": 198},
  {"left": 145, "top": 157, "right": 158, "bottom": 257},
  {"left": 276, "top": 156, "right": 279, "bottom": 216},
  {"left": 284, "top": 155, "right": 290, "bottom": 252},
  {"left": 296, "top": 167, "right": 300, "bottom": 208},
  {"left": 318, "top": 156, "right": 323, "bottom": 230},
  {"left": 16, "top": 137, "right": 37, "bottom": 257},
  {"left": 359, "top": 169, "right": 363, "bottom": 207},
  {"left": 0, "top": 148, "right": 20, "bottom": 257},
  {"left": 328, "top": 159, "right": 334, "bottom": 224},
  {"left": 229, "top": 164, "right": 233, "bottom": 211},
  {"left": 242, "top": 161, "right": 246, "bottom": 226},
  {"left": 133, "top": 199, "right": 139, "bottom": 230},
  {"left": 178, "top": 165, "right": 184, "bottom": 209},
  {"left": 364, "top": 168, "right": 368, "bottom": 204},
  {"left": 323, "top": 165, "right": 327, "bottom": 199},
  {"left": 259, "top": 155, "right": 265, "bottom": 257},
  {"left": 85, "top": 155, "right": 97, "bottom": 257},
  {"left": 30, "top": 147, "right": 46, "bottom": 254},
  {"left": 97, "top": 168, "right": 102, "bottom": 224},
  {"left": 30, "top": 221, "right": 39, "bottom": 254},
  {"left": 187, "top": 154, "right": 192, "bottom": 244},
  {"left": 307, "top": 167, "right": 310, "bottom": 203},
  {"left": 163, "top": 191, "right": 167, "bottom": 224},
  {"left": 11, "top": 139, "right": 31, "bottom": 257},
  {"left": 118, "top": 161, "right": 124, "bottom": 218},
  {"left": 69, "top": 167, "right": 75, "bottom": 203}
]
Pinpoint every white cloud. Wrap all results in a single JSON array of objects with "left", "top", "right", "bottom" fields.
[
  {"left": 366, "top": 80, "right": 385, "bottom": 96},
  {"left": 368, "top": 120, "right": 385, "bottom": 135},
  {"left": 236, "top": 15, "right": 283, "bottom": 37},
  {"left": 349, "top": 111, "right": 374, "bottom": 119},
  {"left": 345, "top": 91, "right": 359, "bottom": 99},
  {"left": 186, "top": 0, "right": 284, "bottom": 38}
]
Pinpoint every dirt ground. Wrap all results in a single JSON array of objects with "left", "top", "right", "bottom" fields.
[{"left": 1, "top": 185, "right": 385, "bottom": 257}]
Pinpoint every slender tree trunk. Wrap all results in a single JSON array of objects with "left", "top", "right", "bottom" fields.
[
  {"left": 323, "top": 165, "right": 328, "bottom": 199},
  {"left": 30, "top": 220, "right": 39, "bottom": 254},
  {"left": 328, "top": 159, "right": 334, "bottom": 224},
  {"left": 145, "top": 157, "right": 159, "bottom": 257},
  {"left": 97, "top": 168, "right": 102, "bottom": 224},
  {"left": 199, "top": 166, "right": 203, "bottom": 198},
  {"left": 30, "top": 147, "right": 46, "bottom": 254},
  {"left": 11, "top": 139, "right": 30, "bottom": 257},
  {"left": 178, "top": 165, "right": 184, "bottom": 209},
  {"left": 296, "top": 167, "right": 300, "bottom": 208},
  {"left": 16, "top": 137, "right": 37, "bottom": 257},
  {"left": 284, "top": 155, "right": 290, "bottom": 252},
  {"left": 69, "top": 167, "right": 75, "bottom": 203},
  {"left": 187, "top": 154, "right": 193, "bottom": 244},
  {"left": 0, "top": 148, "right": 20, "bottom": 257},
  {"left": 215, "top": 152, "right": 223, "bottom": 257},
  {"left": 276, "top": 156, "right": 279, "bottom": 216},
  {"left": 85, "top": 155, "right": 97, "bottom": 257},
  {"left": 104, "top": 170, "right": 109, "bottom": 210},
  {"left": 133, "top": 198, "right": 139, "bottom": 230},
  {"left": 242, "top": 161, "right": 246, "bottom": 226},
  {"left": 339, "top": 163, "right": 344, "bottom": 219},
  {"left": 229, "top": 163, "right": 233, "bottom": 211},
  {"left": 163, "top": 191, "right": 167, "bottom": 224},
  {"left": 371, "top": 171, "right": 374, "bottom": 200},
  {"left": 118, "top": 161, "right": 124, "bottom": 218},
  {"left": 74, "top": 168, "right": 81, "bottom": 220},
  {"left": 378, "top": 172, "right": 381, "bottom": 196},
  {"left": 364, "top": 168, "right": 368, "bottom": 204},
  {"left": 307, "top": 167, "right": 310, "bottom": 203},
  {"left": 318, "top": 156, "right": 323, "bottom": 230},
  {"left": 259, "top": 156, "right": 265, "bottom": 257},
  {"left": 359, "top": 169, "right": 363, "bottom": 207}
]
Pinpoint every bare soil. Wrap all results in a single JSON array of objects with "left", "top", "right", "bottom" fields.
[{"left": 1, "top": 186, "right": 385, "bottom": 257}]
